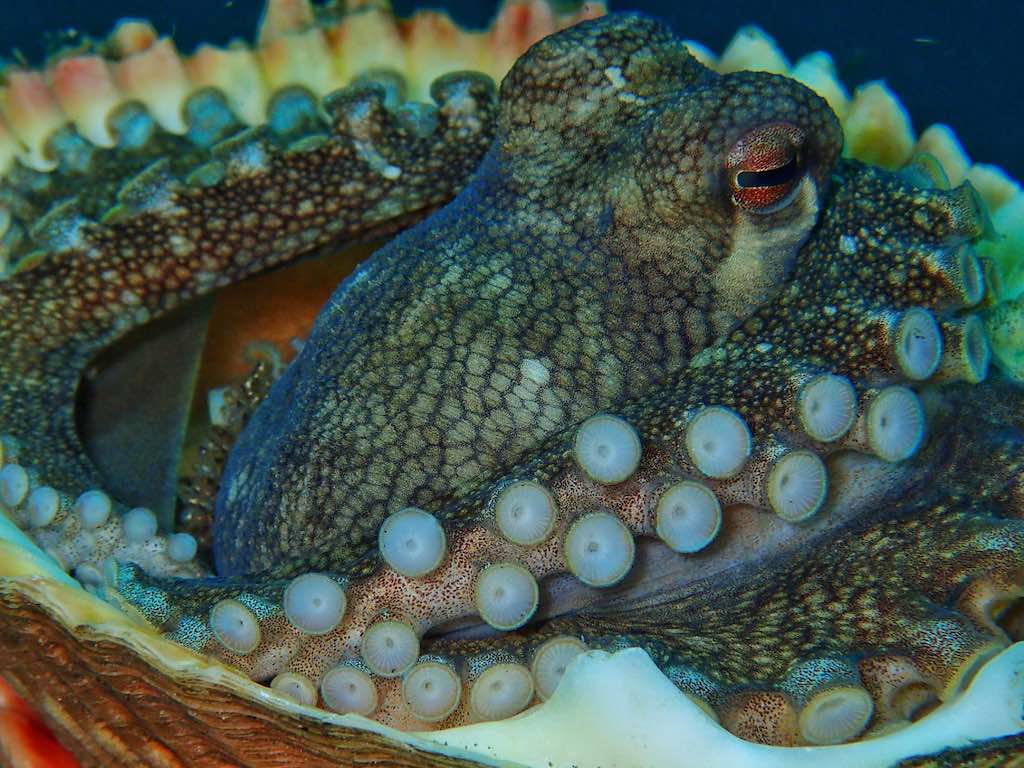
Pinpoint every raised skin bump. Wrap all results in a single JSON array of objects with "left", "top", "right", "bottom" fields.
[
  {"left": 26, "top": 486, "right": 60, "bottom": 528},
  {"left": 361, "top": 619, "right": 420, "bottom": 678},
  {"left": 531, "top": 636, "right": 588, "bottom": 701},
  {"left": 865, "top": 387, "right": 926, "bottom": 462},
  {"left": 403, "top": 660, "right": 462, "bottom": 722},
  {"left": 494, "top": 480, "right": 557, "bottom": 546},
  {"left": 564, "top": 511, "right": 637, "bottom": 588},
  {"left": 121, "top": 506, "right": 158, "bottom": 543},
  {"left": 573, "top": 414, "right": 643, "bottom": 485},
  {"left": 468, "top": 662, "right": 535, "bottom": 722},
  {"left": 474, "top": 561, "right": 539, "bottom": 631},
  {"left": 685, "top": 407, "right": 752, "bottom": 480},
  {"left": 797, "top": 373, "right": 857, "bottom": 442},
  {"left": 282, "top": 572, "right": 347, "bottom": 636},
  {"left": 0, "top": 5, "right": 1023, "bottom": 766},
  {"left": 209, "top": 598, "right": 262, "bottom": 655},
  {"left": 894, "top": 307, "right": 942, "bottom": 381},
  {"left": 378, "top": 507, "right": 447, "bottom": 579},
  {"left": 766, "top": 450, "right": 828, "bottom": 522},
  {"left": 0, "top": 464, "right": 29, "bottom": 507},
  {"left": 654, "top": 480, "right": 722, "bottom": 553},
  {"left": 270, "top": 671, "right": 318, "bottom": 706}
]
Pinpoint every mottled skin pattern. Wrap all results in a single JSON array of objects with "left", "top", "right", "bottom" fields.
[
  {"left": 217, "top": 15, "right": 841, "bottom": 576},
  {"left": 0, "top": 9, "right": 1022, "bottom": 766},
  {"left": 0, "top": 68, "right": 498, "bottom": 494}
]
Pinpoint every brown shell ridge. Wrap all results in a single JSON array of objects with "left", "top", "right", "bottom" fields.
[{"left": 0, "top": 562, "right": 501, "bottom": 767}]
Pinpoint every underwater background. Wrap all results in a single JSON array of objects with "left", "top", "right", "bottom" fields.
[{"left": 0, "top": 1, "right": 1020, "bottom": 179}]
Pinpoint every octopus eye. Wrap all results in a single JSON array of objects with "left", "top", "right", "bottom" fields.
[{"left": 727, "top": 123, "right": 807, "bottom": 212}]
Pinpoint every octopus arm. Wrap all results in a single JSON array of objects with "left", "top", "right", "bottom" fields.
[
  {"left": 112, "top": 157, "right": 1015, "bottom": 738},
  {"left": 0, "top": 66, "right": 498, "bottom": 497}
]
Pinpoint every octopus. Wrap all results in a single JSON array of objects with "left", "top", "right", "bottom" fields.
[{"left": 1, "top": 2, "right": 1023, "bottom": 766}]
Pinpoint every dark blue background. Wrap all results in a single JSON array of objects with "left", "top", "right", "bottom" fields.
[{"left": 2, "top": 1, "right": 1021, "bottom": 180}]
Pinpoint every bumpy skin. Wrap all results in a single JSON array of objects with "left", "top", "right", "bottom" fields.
[
  {"left": 434, "top": 377, "right": 1024, "bottom": 737},
  {"left": 2, "top": 9, "right": 1023, "bottom": 767},
  {"left": 216, "top": 15, "right": 841, "bottom": 575},
  {"left": 0, "top": 64, "right": 498, "bottom": 495}
]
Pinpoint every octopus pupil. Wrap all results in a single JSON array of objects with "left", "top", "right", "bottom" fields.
[{"left": 735, "top": 154, "right": 800, "bottom": 189}]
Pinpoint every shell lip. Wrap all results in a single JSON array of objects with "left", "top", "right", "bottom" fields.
[{"left": 427, "top": 645, "right": 1024, "bottom": 767}]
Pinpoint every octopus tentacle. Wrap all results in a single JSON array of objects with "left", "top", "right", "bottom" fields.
[
  {"left": 0, "top": 64, "right": 498, "bottom": 494},
  {"left": 424, "top": 384, "right": 1024, "bottom": 743},
  {"left": 108, "top": 155, "right": 1001, "bottom": 735}
]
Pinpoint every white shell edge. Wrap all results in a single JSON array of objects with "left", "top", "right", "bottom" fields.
[
  {"left": 428, "top": 645, "right": 1024, "bottom": 768},
  {"left": 3, "top": 512, "right": 1023, "bottom": 768}
]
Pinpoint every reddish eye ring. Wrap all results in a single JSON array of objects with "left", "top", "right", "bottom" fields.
[{"left": 727, "top": 123, "right": 807, "bottom": 212}]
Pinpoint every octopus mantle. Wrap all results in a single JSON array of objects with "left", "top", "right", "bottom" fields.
[{"left": 1, "top": 2, "right": 1024, "bottom": 767}]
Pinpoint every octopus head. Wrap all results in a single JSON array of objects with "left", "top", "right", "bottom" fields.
[
  {"left": 214, "top": 15, "right": 844, "bottom": 579},
  {"left": 496, "top": 14, "right": 843, "bottom": 338}
]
